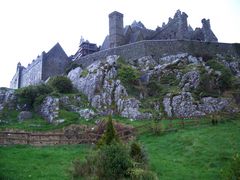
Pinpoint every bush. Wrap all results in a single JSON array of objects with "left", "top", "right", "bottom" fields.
[
  {"left": 47, "top": 76, "right": 73, "bottom": 94},
  {"left": 16, "top": 84, "right": 52, "bottom": 109},
  {"left": 71, "top": 154, "right": 96, "bottom": 179},
  {"left": 80, "top": 69, "right": 89, "bottom": 78},
  {"left": 206, "top": 60, "right": 233, "bottom": 91},
  {"left": 130, "top": 142, "right": 148, "bottom": 165},
  {"left": 65, "top": 62, "right": 81, "bottom": 74},
  {"left": 129, "top": 168, "right": 158, "bottom": 180},
  {"left": 96, "top": 143, "right": 132, "bottom": 179},
  {"left": 117, "top": 57, "right": 140, "bottom": 85}
]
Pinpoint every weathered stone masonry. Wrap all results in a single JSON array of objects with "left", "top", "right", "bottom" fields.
[
  {"left": 75, "top": 40, "right": 240, "bottom": 68},
  {"left": 10, "top": 43, "right": 69, "bottom": 89}
]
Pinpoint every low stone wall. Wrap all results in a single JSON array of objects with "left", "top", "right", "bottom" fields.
[
  {"left": 75, "top": 40, "right": 240, "bottom": 68},
  {"left": 0, "top": 129, "right": 134, "bottom": 146}
]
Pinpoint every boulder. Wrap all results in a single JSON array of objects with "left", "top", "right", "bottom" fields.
[{"left": 18, "top": 111, "right": 32, "bottom": 121}]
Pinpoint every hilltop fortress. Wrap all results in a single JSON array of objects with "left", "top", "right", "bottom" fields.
[{"left": 10, "top": 10, "right": 240, "bottom": 88}]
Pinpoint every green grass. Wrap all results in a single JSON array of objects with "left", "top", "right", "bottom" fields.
[
  {"left": 138, "top": 120, "right": 240, "bottom": 179},
  {"left": 0, "top": 144, "right": 91, "bottom": 180},
  {"left": 0, "top": 118, "right": 240, "bottom": 179},
  {"left": 0, "top": 110, "right": 94, "bottom": 132}
]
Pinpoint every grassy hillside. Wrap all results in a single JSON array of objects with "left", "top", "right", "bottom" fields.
[{"left": 1, "top": 119, "right": 239, "bottom": 179}]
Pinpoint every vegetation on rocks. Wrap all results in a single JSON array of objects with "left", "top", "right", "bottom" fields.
[
  {"left": 47, "top": 76, "right": 73, "bottom": 94},
  {"left": 16, "top": 84, "right": 52, "bottom": 109}
]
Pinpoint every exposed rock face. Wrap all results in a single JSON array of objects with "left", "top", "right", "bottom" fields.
[
  {"left": 180, "top": 71, "right": 200, "bottom": 91},
  {"left": 163, "top": 92, "right": 233, "bottom": 118},
  {"left": 40, "top": 96, "right": 59, "bottom": 123},
  {"left": 18, "top": 111, "right": 32, "bottom": 121},
  {"left": 68, "top": 55, "right": 149, "bottom": 119},
  {"left": 171, "top": 92, "right": 205, "bottom": 117},
  {"left": 0, "top": 88, "right": 16, "bottom": 111},
  {"left": 163, "top": 93, "right": 172, "bottom": 117},
  {"left": 198, "top": 97, "right": 229, "bottom": 114}
]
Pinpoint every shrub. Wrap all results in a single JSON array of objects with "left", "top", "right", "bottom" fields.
[
  {"left": 47, "top": 76, "right": 73, "bottom": 94},
  {"left": 16, "top": 84, "right": 52, "bottom": 109},
  {"left": 206, "top": 60, "right": 233, "bottom": 90},
  {"left": 71, "top": 154, "right": 97, "bottom": 179},
  {"left": 130, "top": 142, "right": 148, "bottom": 165},
  {"left": 80, "top": 69, "right": 89, "bottom": 78},
  {"left": 97, "top": 115, "right": 120, "bottom": 148},
  {"left": 96, "top": 143, "right": 132, "bottom": 179},
  {"left": 65, "top": 62, "right": 81, "bottom": 74},
  {"left": 117, "top": 58, "right": 140, "bottom": 85},
  {"left": 129, "top": 168, "right": 158, "bottom": 180}
]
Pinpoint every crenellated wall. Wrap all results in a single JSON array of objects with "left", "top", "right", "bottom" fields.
[{"left": 75, "top": 40, "right": 240, "bottom": 68}]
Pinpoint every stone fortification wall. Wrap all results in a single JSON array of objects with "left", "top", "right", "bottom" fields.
[
  {"left": 75, "top": 40, "right": 240, "bottom": 68},
  {"left": 20, "top": 57, "right": 43, "bottom": 87}
]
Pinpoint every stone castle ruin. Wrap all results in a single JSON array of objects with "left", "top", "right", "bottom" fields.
[
  {"left": 10, "top": 43, "right": 69, "bottom": 89},
  {"left": 101, "top": 10, "right": 218, "bottom": 50},
  {"left": 10, "top": 10, "right": 239, "bottom": 88}
]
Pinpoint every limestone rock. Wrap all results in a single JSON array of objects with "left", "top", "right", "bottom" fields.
[
  {"left": 163, "top": 93, "right": 172, "bottom": 117},
  {"left": 78, "top": 109, "right": 95, "bottom": 120},
  {"left": 180, "top": 71, "right": 200, "bottom": 91},
  {"left": 0, "top": 88, "right": 16, "bottom": 111},
  {"left": 198, "top": 97, "right": 229, "bottom": 114},
  {"left": 171, "top": 92, "right": 205, "bottom": 117},
  {"left": 68, "top": 55, "right": 149, "bottom": 120},
  {"left": 18, "top": 111, "right": 32, "bottom": 121},
  {"left": 40, "top": 96, "right": 59, "bottom": 123}
]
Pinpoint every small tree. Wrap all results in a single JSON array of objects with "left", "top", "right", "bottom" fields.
[{"left": 97, "top": 115, "right": 120, "bottom": 147}]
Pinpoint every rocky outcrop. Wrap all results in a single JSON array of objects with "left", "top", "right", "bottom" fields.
[
  {"left": 0, "top": 88, "right": 16, "bottom": 111},
  {"left": 163, "top": 92, "right": 233, "bottom": 118},
  {"left": 180, "top": 71, "right": 200, "bottom": 91},
  {"left": 40, "top": 96, "right": 59, "bottom": 123},
  {"left": 68, "top": 55, "right": 150, "bottom": 119},
  {"left": 171, "top": 92, "right": 205, "bottom": 117},
  {"left": 198, "top": 97, "right": 229, "bottom": 114}
]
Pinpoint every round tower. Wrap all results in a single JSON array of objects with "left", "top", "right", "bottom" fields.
[{"left": 109, "top": 11, "right": 125, "bottom": 48}]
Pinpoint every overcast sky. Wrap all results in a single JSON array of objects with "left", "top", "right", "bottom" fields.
[{"left": 0, "top": 0, "right": 239, "bottom": 88}]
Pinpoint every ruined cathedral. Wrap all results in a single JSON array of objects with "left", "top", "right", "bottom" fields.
[{"left": 10, "top": 10, "right": 219, "bottom": 89}]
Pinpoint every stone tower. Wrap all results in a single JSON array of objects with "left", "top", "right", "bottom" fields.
[{"left": 109, "top": 11, "right": 125, "bottom": 48}]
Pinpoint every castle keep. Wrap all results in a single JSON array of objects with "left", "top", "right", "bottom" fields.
[
  {"left": 10, "top": 10, "right": 240, "bottom": 88},
  {"left": 10, "top": 43, "right": 69, "bottom": 89}
]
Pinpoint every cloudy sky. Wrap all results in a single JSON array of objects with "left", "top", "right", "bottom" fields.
[{"left": 0, "top": 0, "right": 239, "bottom": 88}]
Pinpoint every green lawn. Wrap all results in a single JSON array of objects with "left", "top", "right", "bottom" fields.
[
  {"left": 0, "top": 119, "right": 239, "bottom": 179},
  {"left": 139, "top": 120, "right": 240, "bottom": 179},
  {"left": 0, "top": 145, "right": 90, "bottom": 180}
]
